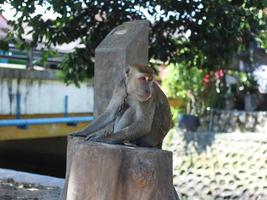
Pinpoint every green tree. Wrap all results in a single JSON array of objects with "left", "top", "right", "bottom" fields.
[
  {"left": 0, "top": 0, "right": 266, "bottom": 85},
  {"left": 161, "top": 63, "right": 208, "bottom": 115}
]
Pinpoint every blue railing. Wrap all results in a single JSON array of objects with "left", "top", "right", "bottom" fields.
[
  {"left": 1, "top": 92, "right": 94, "bottom": 128},
  {"left": 0, "top": 116, "right": 94, "bottom": 128}
]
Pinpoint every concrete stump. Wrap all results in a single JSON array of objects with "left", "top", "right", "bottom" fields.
[{"left": 60, "top": 137, "right": 178, "bottom": 200}]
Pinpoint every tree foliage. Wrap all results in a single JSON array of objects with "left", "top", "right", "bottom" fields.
[
  {"left": 0, "top": 0, "right": 266, "bottom": 85},
  {"left": 161, "top": 63, "right": 207, "bottom": 115}
]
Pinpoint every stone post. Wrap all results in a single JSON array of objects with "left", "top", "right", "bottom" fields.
[
  {"left": 61, "top": 137, "right": 178, "bottom": 200},
  {"left": 94, "top": 20, "right": 149, "bottom": 116}
]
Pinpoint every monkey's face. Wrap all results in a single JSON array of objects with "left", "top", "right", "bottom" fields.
[{"left": 126, "top": 66, "right": 154, "bottom": 102}]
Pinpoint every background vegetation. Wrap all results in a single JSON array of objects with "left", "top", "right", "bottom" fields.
[{"left": 0, "top": 0, "right": 266, "bottom": 85}]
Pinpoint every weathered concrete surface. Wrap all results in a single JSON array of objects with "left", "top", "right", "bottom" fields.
[
  {"left": 61, "top": 137, "right": 178, "bottom": 200},
  {"left": 94, "top": 20, "right": 149, "bottom": 116}
]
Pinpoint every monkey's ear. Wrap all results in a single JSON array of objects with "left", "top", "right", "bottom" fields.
[{"left": 125, "top": 66, "right": 130, "bottom": 76}]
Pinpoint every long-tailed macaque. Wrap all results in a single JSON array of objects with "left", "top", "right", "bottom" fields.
[{"left": 72, "top": 64, "right": 172, "bottom": 148}]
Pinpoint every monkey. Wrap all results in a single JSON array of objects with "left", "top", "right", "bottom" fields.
[{"left": 71, "top": 64, "right": 172, "bottom": 149}]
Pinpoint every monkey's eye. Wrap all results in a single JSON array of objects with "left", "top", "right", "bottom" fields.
[
  {"left": 147, "top": 77, "right": 153, "bottom": 81},
  {"left": 139, "top": 76, "right": 152, "bottom": 82},
  {"left": 145, "top": 76, "right": 153, "bottom": 81},
  {"left": 139, "top": 77, "right": 146, "bottom": 81}
]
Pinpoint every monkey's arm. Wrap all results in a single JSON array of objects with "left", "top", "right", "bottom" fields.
[
  {"left": 90, "top": 104, "right": 155, "bottom": 143},
  {"left": 71, "top": 111, "right": 115, "bottom": 137},
  {"left": 89, "top": 120, "right": 149, "bottom": 144},
  {"left": 104, "top": 121, "right": 149, "bottom": 143},
  {"left": 72, "top": 80, "right": 127, "bottom": 137}
]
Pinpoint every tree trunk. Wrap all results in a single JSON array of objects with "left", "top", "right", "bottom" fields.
[{"left": 60, "top": 136, "right": 179, "bottom": 200}]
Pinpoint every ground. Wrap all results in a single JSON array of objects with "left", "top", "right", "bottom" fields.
[
  {"left": 0, "top": 178, "right": 61, "bottom": 200},
  {"left": 0, "top": 169, "right": 63, "bottom": 200}
]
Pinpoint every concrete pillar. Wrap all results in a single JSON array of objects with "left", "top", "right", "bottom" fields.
[{"left": 94, "top": 20, "right": 149, "bottom": 116}]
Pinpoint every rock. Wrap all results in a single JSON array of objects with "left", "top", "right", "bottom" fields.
[{"left": 60, "top": 137, "right": 179, "bottom": 200}]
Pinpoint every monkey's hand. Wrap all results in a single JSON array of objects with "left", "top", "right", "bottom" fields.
[
  {"left": 89, "top": 136, "right": 117, "bottom": 144},
  {"left": 85, "top": 132, "right": 99, "bottom": 141},
  {"left": 70, "top": 130, "right": 88, "bottom": 137},
  {"left": 86, "top": 130, "right": 111, "bottom": 141},
  {"left": 86, "top": 131, "right": 116, "bottom": 144}
]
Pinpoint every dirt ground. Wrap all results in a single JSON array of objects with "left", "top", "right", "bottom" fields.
[{"left": 0, "top": 178, "right": 62, "bottom": 200}]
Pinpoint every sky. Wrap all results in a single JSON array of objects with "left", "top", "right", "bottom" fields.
[
  {"left": 0, "top": 2, "right": 193, "bottom": 46},
  {"left": 1, "top": 3, "right": 83, "bottom": 53},
  {"left": 1, "top": 2, "right": 59, "bottom": 21}
]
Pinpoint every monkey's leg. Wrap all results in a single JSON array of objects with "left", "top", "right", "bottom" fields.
[
  {"left": 114, "top": 108, "right": 137, "bottom": 145},
  {"left": 113, "top": 108, "right": 135, "bottom": 132}
]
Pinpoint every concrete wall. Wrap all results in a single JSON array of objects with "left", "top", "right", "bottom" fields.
[
  {"left": 164, "top": 130, "right": 267, "bottom": 200},
  {"left": 0, "top": 74, "right": 94, "bottom": 115},
  {"left": 198, "top": 109, "right": 267, "bottom": 133}
]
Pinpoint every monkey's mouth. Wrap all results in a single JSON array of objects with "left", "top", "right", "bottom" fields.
[{"left": 137, "top": 94, "right": 151, "bottom": 102}]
